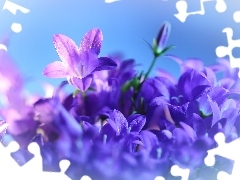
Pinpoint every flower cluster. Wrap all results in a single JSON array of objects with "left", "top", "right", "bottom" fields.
[{"left": 1, "top": 22, "right": 240, "bottom": 180}]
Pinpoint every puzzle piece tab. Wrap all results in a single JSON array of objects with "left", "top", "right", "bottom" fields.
[
  {"left": 204, "top": 132, "right": 240, "bottom": 179},
  {"left": 233, "top": 11, "right": 240, "bottom": 23},
  {"left": 215, "top": 28, "right": 240, "bottom": 77},
  {"left": 105, "top": 0, "right": 120, "bottom": 3},
  {"left": 170, "top": 165, "right": 190, "bottom": 180},
  {"left": 0, "top": 141, "right": 71, "bottom": 180},
  {"left": 2, "top": 0, "right": 30, "bottom": 15},
  {"left": 175, "top": 0, "right": 227, "bottom": 22}
]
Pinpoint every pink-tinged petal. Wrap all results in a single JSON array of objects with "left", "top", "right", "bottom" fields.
[
  {"left": 43, "top": 61, "right": 69, "bottom": 78},
  {"left": 69, "top": 74, "right": 93, "bottom": 91},
  {"left": 53, "top": 34, "right": 79, "bottom": 68},
  {"left": 79, "top": 28, "right": 103, "bottom": 55},
  {"left": 164, "top": 55, "right": 183, "bottom": 64}
]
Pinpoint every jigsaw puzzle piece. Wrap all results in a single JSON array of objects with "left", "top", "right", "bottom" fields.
[
  {"left": 11, "top": 147, "right": 34, "bottom": 166},
  {"left": 154, "top": 176, "right": 165, "bottom": 180},
  {"left": 215, "top": 28, "right": 240, "bottom": 76},
  {"left": 215, "top": 0, "right": 227, "bottom": 13},
  {"left": 0, "top": 141, "right": 23, "bottom": 179},
  {"left": 2, "top": 0, "right": 30, "bottom": 15},
  {"left": 174, "top": 1, "right": 188, "bottom": 22},
  {"left": 193, "top": 155, "right": 234, "bottom": 180},
  {"left": 233, "top": 11, "right": 240, "bottom": 23},
  {"left": 170, "top": 164, "right": 190, "bottom": 180},
  {"left": 217, "top": 154, "right": 240, "bottom": 180},
  {"left": 174, "top": 0, "right": 227, "bottom": 22},
  {"left": 40, "top": 159, "right": 71, "bottom": 180},
  {"left": 80, "top": 175, "right": 93, "bottom": 180},
  {"left": 204, "top": 132, "right": 240, "bottom": 179}
]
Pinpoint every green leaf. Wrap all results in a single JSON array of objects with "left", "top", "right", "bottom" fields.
[
  {"left": 140, "top": 38, "right": 154, "bottom": 52},
  {"left": 155, "top": 45, "right": 175, "bottom": 57},
  {"left": 122, "top": 81, "right": 132, "bottom": 92},
  {"left": 132, "top": 77, "right": 140, "bottom": 90}
]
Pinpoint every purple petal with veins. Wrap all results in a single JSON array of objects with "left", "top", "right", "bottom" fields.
[
  {"left": 53, "top": 34, "right": 79, "bottom": 68},
  {"left": 79, "top": 28, "right": 103, "bottom": 55},
  {"left": 42, "top": 61, "right": 69, "bottom": 78}
]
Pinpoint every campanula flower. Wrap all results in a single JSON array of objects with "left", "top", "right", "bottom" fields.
[
  {"left": 152, "top": 21, "right": 172, "bottom": 57},
  {"left": 43, "top": 28, "right": 117, "bottom": 91}
]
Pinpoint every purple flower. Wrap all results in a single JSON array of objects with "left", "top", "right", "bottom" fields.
[
  {"left": 155, "top": 22, "right": 171, "bottom": 52},
  {"left": 43, "top": 28, "right": 117, "bottom": 91},
  {"left": 105, "top": 109, "right": 146, "bottom": 136}
]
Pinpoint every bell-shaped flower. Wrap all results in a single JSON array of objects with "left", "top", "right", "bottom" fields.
[{"left": 43, "top": 28, "right": 117, "bottom": 91}]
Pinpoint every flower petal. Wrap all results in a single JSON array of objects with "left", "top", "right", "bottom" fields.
[
  {"left": 53, "top": 34, "right": 79, "bottom": 68},
  {"left": 156, "top": 21, "right": 171, "bottom": 51},
  {"left": 108, "top": 109, "right": 128, "bottom": 135},
  {"left": 92, "top": 57, "right": 117, "bottom": 72},
  {"left": 68, "top": 74, "right": 93, "bottom": 91},
  {"left": 79, "top": 51, "right": 98, "bottom": 73},
  {"left": 218, "top": 78, "right": 235, "bottom": 89},
  {"left": 127, "top": 114, "right": 146, "bottom": 133},
  {"left": 180, "top": 122, "right": 196, "bottom": 141},
  {"left": 79, "top": 28, "right": 103, "bottom": 55},
  {"left": 43, "top": 61, "right": 69, "bottom": 78},
  {"left": 191, "top": 113, "right": 207, "bottom": 136}
]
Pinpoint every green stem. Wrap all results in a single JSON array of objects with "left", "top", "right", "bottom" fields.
[
  {"left": 144, "top": 56, "right": 157, "bottom": 80},
  {"left": 130, "top": 55, "right": 159, "bottom": 113},
  {"left": 73, "top": 89, "right": 80, "bottom": 98}
]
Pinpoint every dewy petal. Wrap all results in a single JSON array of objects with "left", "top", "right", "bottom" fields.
[
  {"left": 108, "top": 109, "right": 128, "bottom": 135},
  {"left": 43, "top": 61, "right": 69, "bottom": 78},
  {"left": 91, "top": 57, "right": 117, "bottom": 72},
  {"left": 127, "top": 114, "right": 146, "bottom": 133},
  {"left": 69, "top": 74, "right": 93, "bottom": 91},
  {"left": 53, "top": 34, "right": 79, "bottom": 69},
  {"left": 79, "top": 28, "right": 103, "bottom": 55}
]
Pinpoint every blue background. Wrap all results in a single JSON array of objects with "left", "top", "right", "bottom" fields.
[{"left": 0, "top": 0, "right": 240, "bottom": 95}]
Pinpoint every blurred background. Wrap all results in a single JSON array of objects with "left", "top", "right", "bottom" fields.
[{"left": 0, "top": 0, "right": 239, "bottom": 95}]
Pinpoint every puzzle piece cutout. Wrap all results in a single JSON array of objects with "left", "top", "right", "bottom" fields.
[
  {"left": 2, "top": 0, "right": 30, "bottom": 33},
  {"left": 170, "top": 165, "right": 190, "bottom": 180},
  {"left": 105, "top": 0, "right": 120, "bottom": 3},
  {"left": 2, "top": 0, "right": 30, "bottom": 15},
  {"left": 0, "top": 140, "right": 94, "bottom": 180},
  {"left": 174, "top": 0, "right": 227, "bottom": 22},
  {"left": 204, "top": 132, "right": 240, "bottom": 180},
  {"left": 11, "top": 22, "right": 22, "bottom": 33},
  {"left": 0, "top": 36, "right": 9, "bottom": 51},
  {"left": 154, "top": 176, "right": 165, "bottom": 180},
  {"left": 0, "top": 44, "right": 7, "bottom": 51},
  {"left": 1, "top": 128, "right": 240, "bottom": 179},
  {"left": 215, "top": 27, "right": 240, "bottom": 77},
  {"left": 233, "top": 11, "right": 240, "bottom": 23}
]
